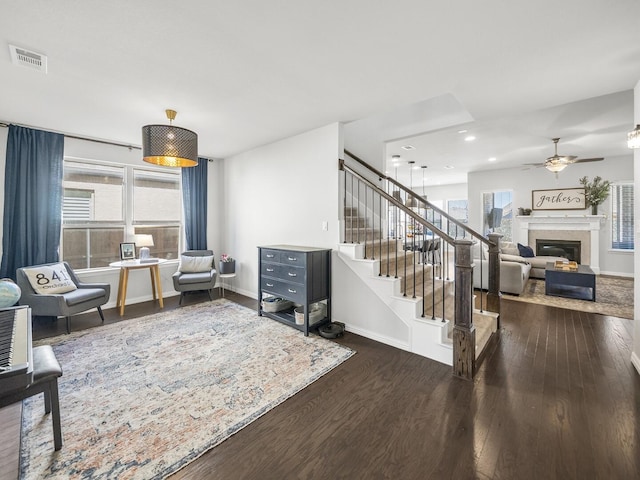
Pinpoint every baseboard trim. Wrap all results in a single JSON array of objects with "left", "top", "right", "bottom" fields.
[
  {"left": 632, "top": 351, "right": 640, "bottom": 376},
  {"left": 336, "top": 320, "right": 411, "bottom": 353}
]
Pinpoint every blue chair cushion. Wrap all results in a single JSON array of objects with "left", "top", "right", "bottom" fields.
[{"left": 64, "top": 288, "right": 106, "bottom": 307}]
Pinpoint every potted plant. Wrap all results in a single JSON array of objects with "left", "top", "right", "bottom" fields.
[
  {"left": 219, "top": 254, "right": 235, "bottom": 274},
  {"left": 579, "top": 176, "right": 611, "bottom": 215}
]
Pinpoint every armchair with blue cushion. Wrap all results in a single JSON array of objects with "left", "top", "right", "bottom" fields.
[
  {"left": 16, "top": 261, "right": 110, "bottom": 334},
  {"left": 172, "top": 250, "right": 217, "bottom": 305}
]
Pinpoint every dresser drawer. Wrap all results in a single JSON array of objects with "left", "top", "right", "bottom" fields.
[
  {"left": 261, "top": 264, "right": 305, "bottom": 285},
  {"left": 281, "top": 251, "right": 306, "bottom": 267},
  {"left": 260, "top": 277, "right": 305, "bottom": 304},
  {"left": 261, "top": 249, "right": 280, "bottom": 263}
]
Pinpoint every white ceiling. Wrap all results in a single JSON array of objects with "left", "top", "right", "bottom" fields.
[
  {"left": 1, "top": 1, "right": 640, "bottom": 182},
  {"left": 382, "top": 90, "right": 635, "bottom": 186}
]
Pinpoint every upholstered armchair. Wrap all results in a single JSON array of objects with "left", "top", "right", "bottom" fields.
[
  {"left": 16, "top": 261, "right": 110, "bottom": 333},
  {"left": 172, "top": 250, "right": 217, "bottom": 305}
]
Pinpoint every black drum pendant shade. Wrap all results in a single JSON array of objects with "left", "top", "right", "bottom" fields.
[{"left": 142, "top": 109, "right": 198, "bottom": 167}]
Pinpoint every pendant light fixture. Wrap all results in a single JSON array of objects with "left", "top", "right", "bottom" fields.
[
  {"left": 405, "top": 160, "right": 417, "bottom": 208},
  {"left": 142, "top": 109, "right": 198, "bottom": 167},
  {"left": 628, "top": 124, "right": 640, "bottom": 149}
]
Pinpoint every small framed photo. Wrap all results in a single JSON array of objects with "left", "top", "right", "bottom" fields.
[{"left": 120, "top": 242, "right": 136, "bottom": 260}]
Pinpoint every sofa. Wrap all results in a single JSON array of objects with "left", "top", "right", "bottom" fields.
[
  {"left": 472, "top": 242, "right": 531, "bottom": 295},
  {"left": 501, "top": 242, "right": 568, "bottom": 279},
  {"left": 472, "top": 241, "right": 569, "bottom": 295}
]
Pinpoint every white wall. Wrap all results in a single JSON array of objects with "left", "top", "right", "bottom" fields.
[
  {"left": 220, "top": 123, "right": 341, "bottom": 299},
  {"left": 417, "top": 183, "right": 467, "bottom": 207},
  {"left": 632, "top": 80, "right": 640, "bottom": 376},
  {"left": 468, "top": 155, "right": 634, "bottom": 276}
]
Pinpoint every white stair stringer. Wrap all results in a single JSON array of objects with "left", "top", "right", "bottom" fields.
[{"left": 338, "top": 243, "right": 452, "bottom": 366}]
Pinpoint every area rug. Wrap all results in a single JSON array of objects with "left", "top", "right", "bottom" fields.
[
  {"left": 503, "top": 275, "right": 634, "bottom": 319},
  {"left": 20, "top": 299, "right": 355, "bottom": 479}
]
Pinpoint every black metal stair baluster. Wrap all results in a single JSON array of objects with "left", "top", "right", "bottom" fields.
[
  {"left": 412, "top": 216, "right": 416, "bottom": 299},
  {"left": 441, "top": 244, "right": 446, "bottom": 322},
  {"left": 343, "top": 165, "right": 347, "bottom": 243},
  {"left": 394, "top": 204, "right": 398, "bottom": 278},
  {"left": 422, "top": 258, "right": 426, "bottom": 317},
  {"left": 403, "top": 210, "right": 407, "bottom": 297},
  {"left": 371, "top": 188, "right": 382, "bottom": 270},
  {"left": 480, "top": 240, "right": 484, "bottom": 313},
  {"left": 350, "top": 173, "right": 354, "bottom": 243},
  {"left": 386, "top": 185, "right": 390, "bottom": 277},
  {"left": 431, "top": 232, "right": 436, "bottom": 320}
]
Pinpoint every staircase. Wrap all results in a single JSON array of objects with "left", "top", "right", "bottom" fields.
[
  {"left": 338, "top": 152, "right": 502, "bottom": 379},
  {"left": 338, "top": 229, "right": 498, "bottom": 367}
]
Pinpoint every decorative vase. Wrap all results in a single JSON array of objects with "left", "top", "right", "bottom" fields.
[
  {"left": 0, "top": 278, "right": 21, "bottom": 308},
  {"left": 219, "top": 260, "right": 235, "bottom": 274},
  {"left": 591, "top": 204, "right": 598, "bottom": 215}
]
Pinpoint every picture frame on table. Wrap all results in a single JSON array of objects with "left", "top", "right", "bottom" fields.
[{"left": 120, "top": 242, "right": 136, "bottom": 260}]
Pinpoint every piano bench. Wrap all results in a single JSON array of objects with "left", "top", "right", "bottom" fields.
[{"left": 0, "top": 345, "right": 63, "bottom": 451}]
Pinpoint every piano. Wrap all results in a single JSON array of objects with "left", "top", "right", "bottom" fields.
[{"left": 0, "top": 306, "right": 33, "bottom": 395}]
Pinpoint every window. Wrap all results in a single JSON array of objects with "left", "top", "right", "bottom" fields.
[
  {"left": 482, "top": 190, "right": 512, "bottom": 241},
  {"left": 62, "top": 160, "right": 181, "bottom": 269},
  {"left": 611, "top": 183, "right": 634, "bottom": 250},
  {"left": 447, "top": 199, "right": 468, "bottom": 238}
]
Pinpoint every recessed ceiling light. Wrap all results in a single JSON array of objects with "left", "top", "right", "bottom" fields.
[
  {"left": 464, "top": 135, "right": 476, "bottom": 142},
  {"left": 444, "top": 165, "right": 454, "bottom": 170},
  {"left": 488, "top": 157, "right": 497, "bottom": 162},
  {"left": 457, "top": 129, "right": 468, "bottom": 134},
  {"left": 401, "top": 145, "right": 415, "bottom": 151}
]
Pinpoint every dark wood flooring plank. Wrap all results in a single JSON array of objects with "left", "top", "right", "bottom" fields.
[{"left": 2, "top": 291, "right": 640, "bottom": 480}]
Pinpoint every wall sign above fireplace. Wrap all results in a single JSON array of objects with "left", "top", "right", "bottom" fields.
[{"left": 532, "top": 187, "right": 586, "bottom": 210}]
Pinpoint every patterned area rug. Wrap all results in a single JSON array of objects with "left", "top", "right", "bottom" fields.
[
  {"left": 503, "top": 275, "right": 634, "bottom": 319},
  {"left": 20, "top": 300, "right": 354, "bottom": 479}
]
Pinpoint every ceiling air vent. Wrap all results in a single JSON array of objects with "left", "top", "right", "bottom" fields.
[{"left": 9, "top": 44, "right": 47, "bottom": 73}]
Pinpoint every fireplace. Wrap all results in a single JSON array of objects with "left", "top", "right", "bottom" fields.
[
  {"left": 536, "top": 239, "right": 581, "bottom": 263},
  {"left": 518, "top": 215, "right": 603, "bottom": 273}
]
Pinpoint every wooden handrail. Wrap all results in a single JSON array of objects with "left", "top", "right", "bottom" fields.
[{"left": 343, "top": 149, "right": 491, "bottom": 246}]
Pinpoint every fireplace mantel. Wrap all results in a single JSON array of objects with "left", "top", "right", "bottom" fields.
[{"left": 517, "top": 215, "right": 605, "bottom": 273}]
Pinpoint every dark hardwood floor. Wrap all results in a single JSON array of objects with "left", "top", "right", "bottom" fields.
[{"left": 2, "top": 291, "right": 639, "bottom": 479}]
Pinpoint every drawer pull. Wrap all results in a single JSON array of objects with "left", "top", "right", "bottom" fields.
[
  {"left": 266, "top": 268, "right": 274, "bottom": 272},
  {"left": 288, "top": 272, "right": 297, "bottom": 277},
  {"left": 288, "top": 288, "right": 297, "bottom": 294},
  {"left": 266, "top": 254, "right": 274, "bottom": 258},
  {"left": 266, "top": 283, "right": 274, "bottom": 287},
  {"left": 288, "top": 257, "right": 297, "bottom": 261}
]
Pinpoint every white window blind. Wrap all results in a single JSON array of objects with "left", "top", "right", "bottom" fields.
[{"left": 611, "top": 183, "right": 634, "bottom": 250}]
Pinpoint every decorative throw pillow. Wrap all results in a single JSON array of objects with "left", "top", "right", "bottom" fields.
[
  {"left": 517, "top": 243, "right": 535, "bottom": 258},
  {"left": 23, "top": 263, "right": 77, "bottom": 294},
  {"left": 179, "top": 255, "right": 213, "bottom": 273},
  {"left": 500, "top": 242, "right": 520, "bottom": 256}
]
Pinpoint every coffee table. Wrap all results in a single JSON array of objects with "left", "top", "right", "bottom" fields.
[{"left": 545, "top": 262, "right": 596, "bottom": 301}]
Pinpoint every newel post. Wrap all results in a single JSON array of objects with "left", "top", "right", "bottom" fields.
[
  {"left": 486, "top": 232, "right": 503, "bottom": 325},
  {"left": 453, "top": 239, "right": 475, "bottom": 380}
]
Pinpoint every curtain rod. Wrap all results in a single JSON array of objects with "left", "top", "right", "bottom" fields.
[{"left": 0, "top": 121, "right": 216, "bottom": 161}]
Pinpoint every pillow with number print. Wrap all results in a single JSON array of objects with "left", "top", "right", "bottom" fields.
[{"left": 23, "top": 263, "right": 78, "bottom": 294}]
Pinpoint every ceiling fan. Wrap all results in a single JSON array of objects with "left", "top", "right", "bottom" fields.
[{"left": 525, "top": 138, "right": 604, "bottom": 174}]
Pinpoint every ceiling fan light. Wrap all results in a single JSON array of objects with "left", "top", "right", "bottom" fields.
[
  {"left": 628, "top": 124, "right": 640, "bottom": 149},
  {"left": 545, "top": 162, "right": 567, "bottom": 173}
]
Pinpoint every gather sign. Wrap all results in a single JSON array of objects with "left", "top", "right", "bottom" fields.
[{"left": 532, "top": 188, "right": 586, "bottom": 210}]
